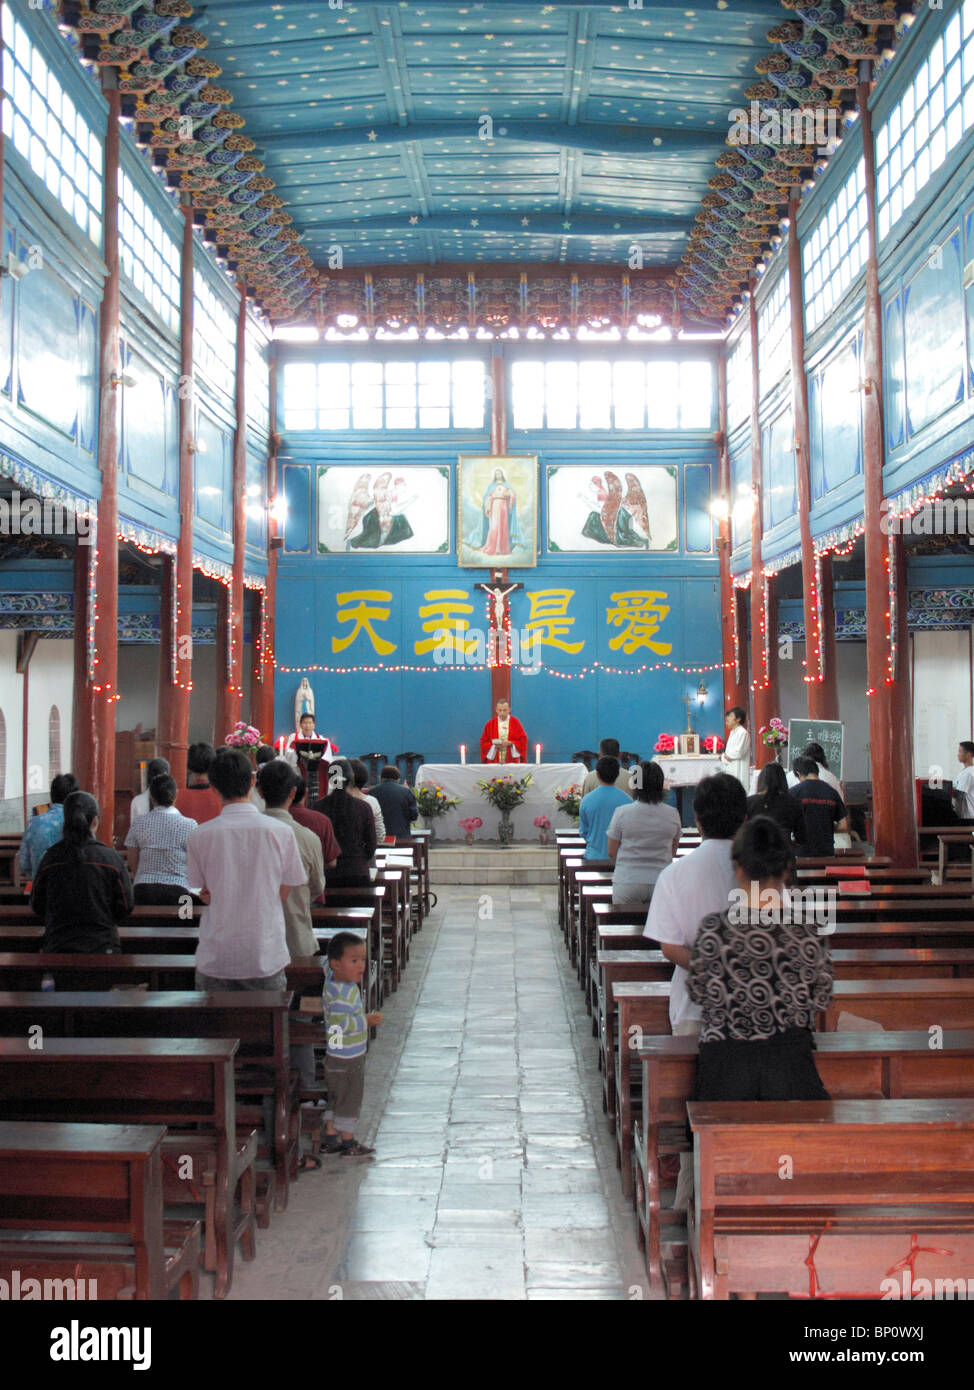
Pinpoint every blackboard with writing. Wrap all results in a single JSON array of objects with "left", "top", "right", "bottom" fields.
[{"left": 787, "top": 719, "right": 844, "bottom": 779}]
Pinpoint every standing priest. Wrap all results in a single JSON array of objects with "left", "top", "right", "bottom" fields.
[{"left": 480, "top": 698, "right": 528, "bottom": 764}]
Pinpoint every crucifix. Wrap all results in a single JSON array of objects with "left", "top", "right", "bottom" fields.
[{"left": 474, "top": 568, "right": 523, "bottom": 707}]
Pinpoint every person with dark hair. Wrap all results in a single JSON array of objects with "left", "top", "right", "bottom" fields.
[
  {"left": 289, "top": 776, "right": 340, "bottom": 882},
  {"left": 175, "top": 743, "right": 222, "bottom": 825},
  {"left": 798, "top": 742, "right": 843, "bottom": 797},
  {"left": 746, "top": 760, "right": 806, "bottom": 849},
  {"left": 322, "top": 932, "right": 381, "bottom": 1157},
  {"left": 311, "top": 758, "right": 377, "bottom": 888},
  {"left": 687, "top": 815, "right": 832, "bottom": 1101},
  {"left": 605, "top": 761, "right": 682, "bottom": 905},
  {"left": 578, "top": 755, "right": 630, "bottom": 861},
  {"left": 15, "top": 772, "right": 80, "bottom": 885},
  {"left": 31, "top": 791, "right": 133, "bottom": 952},
  {"left": 790, "top": 757, "right": 848, "bottom": 856},
  {"left": 953, "top": 741, "right": 974, "bottom": 820},
  {"left": 257, "top": 759, "right": 324, "bottom": 961},
  {"left": 129, "top": 757, "right": 170, "bottom": 826},
  {"left": 186, "top": 747, "right": 306, "bottom": 989},
  {"left": 581, "top": 738, "right": 632, "bottom": 797},
  {"left": 369, "top": 765, "right": 419, "bottom": 840},
  {"left": 348, "top": 758, "right": 386, "bottom": 842},
  {"left": 720, "top": 707, "right": 750, "bottom": 790},
  {"left": 124, "top": 773, "right": 199, "bottom": 906}
]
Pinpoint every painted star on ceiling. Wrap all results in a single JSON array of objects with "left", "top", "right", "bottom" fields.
[{"left": 367, "top": 130, "right": 378, "bottom": 141}]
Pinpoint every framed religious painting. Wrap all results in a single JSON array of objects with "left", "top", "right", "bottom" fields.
[
  {"left": 317, "top": 465, "right": 450, "bottom": 554},
  {"left": 457, "top": 454, "right": 538, "bottom": 569},
  {"left": 545, "top": 464, "right": 679, "bottom": 553}
]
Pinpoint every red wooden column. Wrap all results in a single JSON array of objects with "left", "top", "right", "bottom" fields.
[
  {"left": 250, "top": 357, "right": 278, "bottom": 740},
  {"left": 748, "top": 281, "right": 777, "bottom": 739},
  {"left": 818, "top": 551, "right": 839, "bottom": 718},
  {"left": 788, "top": 198, "right": 838, "bottom": 719},
  {"left": 490, "top": 348, "right": 506, "bottom": 457},
  {"left": 717, "top": 353, "right": 747, "bottom": 713},
  {"left": 858, "top": 78, "right": 916, "bottom": 864},
  {"left": 87, "top": 76, "right": 122, "bottom": 834},
  {"left": 156, "top": 203, "right": 195, "bottom": 788},
  {"left": 217, "top": 291, "right": 247, "bottom": 741},
  {"left": 71, "top": 542, "right": 95, "bottom": 793}
]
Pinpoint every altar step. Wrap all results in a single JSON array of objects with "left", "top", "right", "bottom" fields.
[{"left": 429, "top": 843, "right": 558, "bottom": 885}]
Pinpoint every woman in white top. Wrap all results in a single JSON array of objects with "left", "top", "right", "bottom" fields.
[
  {"left": 721, "top": 706, "right": 751, "bottom": 791},
  {"left": 350, "top": 758, "right": 387, "bottom": 842},
  {"left": 606, "top": 761, "right": 683, "bottom": 905}
]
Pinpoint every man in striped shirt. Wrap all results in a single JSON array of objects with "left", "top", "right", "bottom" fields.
[{"left": 322, "top": 932, "right": 381, "bottom": 1157}]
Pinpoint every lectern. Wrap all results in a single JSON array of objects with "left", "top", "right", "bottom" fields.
[{"left": 294, "top": 738, "right": 330, "bottom": 800}]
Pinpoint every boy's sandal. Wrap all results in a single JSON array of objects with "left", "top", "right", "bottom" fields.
[
  {"left": 339, "top": 1141, "right": 375, "bottom": 1157},
  {"left": 320, "top": 1136, "right": 343, "bottom": 1154},
  {"left": 298, "top": 1154, "right": 322, "bottom": 1171}
]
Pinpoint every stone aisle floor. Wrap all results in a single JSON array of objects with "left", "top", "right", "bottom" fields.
[{"left": 218, "top": 885, "right": 650, "bottom": 1301}]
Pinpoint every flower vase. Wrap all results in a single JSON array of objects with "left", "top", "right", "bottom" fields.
[
  {"left": 465, "top": 831, "right": 474, "bottom": 847},
  {"left": 539, "top": 828, "right": 549, "bottom": 845},
  {"left": 428, "top": 819, "right": 436, "bottom": 844},
  {"left": 499, "top": 810, "right": 514, "bottom": 846}
]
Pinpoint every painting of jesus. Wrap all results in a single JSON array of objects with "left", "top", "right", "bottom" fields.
[{"left": 458, "top": 454, "right": 537, "bottom": 568}]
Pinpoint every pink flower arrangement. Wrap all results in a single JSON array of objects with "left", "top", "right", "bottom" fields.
[
  {"left": 758, "top": 718, "right": 788, "bottom": 749},
  {"left": 702, "top": 735, "right": 725, "bottom": 754},
  {"left": 225, "top": 721, "right": 263, "bottom": 749},
  {"left": 534, "top": 815, "right": 551, "bottom": 830},
  {"left": 654, "top": 733, "right": 676, "bottom": 754},
  {"left": 458, "top": 817, "right": 483, "bottom": 834}
]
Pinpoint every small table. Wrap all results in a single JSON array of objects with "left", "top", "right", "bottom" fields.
[
  {"left": 415, "top": 763, "right": 584, "bottom": 841},
  {"left": 652, "top": 754, "right": 724, "bottom": 821}
]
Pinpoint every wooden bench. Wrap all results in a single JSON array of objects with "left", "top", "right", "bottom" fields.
[
  {"left": 687, "top": 1098, "right": 974, "bottom": 1299},
  {"left": 0, "top": 1120, "right": 200, "bottom": 1299},
  {"left": 0, "top": 1037, "right": 255, "bottom": 1297},
  {"left": 634, "top": 1029, "right": 974, "bottom": 1292},
  {"left": 0, "top": 990, "right": 296, "bottom": 1213},
  {"left": 824, "top": 978, "right": 974, "bottom": 1030}
]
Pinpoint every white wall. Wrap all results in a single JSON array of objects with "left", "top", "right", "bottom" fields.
[
  {"left": 912, "top": 629, "right": 973, "bottom": 782},
  {"left": 0, "top": 634, "right": 74, "bottom": 831},
  {"left": 776, "top": 639, "right": 870, "bottom": 782}
]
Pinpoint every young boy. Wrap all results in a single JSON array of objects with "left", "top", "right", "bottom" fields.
[{"left": 323, "top": 932, "right": 382, "bottom": 1156}]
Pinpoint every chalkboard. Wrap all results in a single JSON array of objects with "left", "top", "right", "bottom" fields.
[{"left": 787, "top": 719, "right": 844, "bottom": 779}]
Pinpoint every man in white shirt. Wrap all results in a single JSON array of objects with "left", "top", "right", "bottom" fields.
[
  {"left": 130, "top": 757, "right": 170, "bottom": 826},
  {"left": 187, "top": 747, "right": 306, "bottom": 990},
  {"left": 644, "top": 772, "right": 747, "bottom": 1209},
  {"left": 954, "top": 741, "right": 974, "bottom": 820}
]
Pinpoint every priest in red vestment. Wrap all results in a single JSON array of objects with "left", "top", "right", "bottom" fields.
[{"left": 479, "top": 698, "right": 528, "bottom": 764}]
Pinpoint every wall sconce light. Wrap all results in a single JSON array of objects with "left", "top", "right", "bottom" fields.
[
  {"left": 0, "top": 252, "right": 30, "bottom": 282},
  {"left": 697, "top": 680, "right": 708, "bottom": 706},
  {"left": 709, "top": 496, "right": 731, "bottom": 520},
  {"left": 187, "top": 437, "right": 207, "bottom": 454},
  {"left": 110, "top": 372, "right": 136, "bottom": 389}
]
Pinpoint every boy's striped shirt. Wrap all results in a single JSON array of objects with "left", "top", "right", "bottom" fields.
[{"left": 323, "top": 968, "right": 368, "bottom": 1058}]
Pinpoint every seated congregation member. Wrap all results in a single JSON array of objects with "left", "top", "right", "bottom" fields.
[
  {"left": 290, "top": 776, "right": 340, "bottom": 879},
  {"left": 312, "top": 758, "right": 377, "bottom": 889},
  {"left": 746, "top": 760, "right": 806, "bottom": 849},
  {"left": 124, "top": 773, "right": 198, "bottom": 906},
  {"left": 323, "top": 932, "right": 382, "bottom": 1157},
  {"left": 790, "top": 756, "right": 848, "bottom": 857},
  {"left": 15, "top": 772, "right": 78, "bottom": 886},
  {"left": 31, "top": 791, "right": 134, "bottom": 953},
  {"left": 175, "top": 742, "right": 222, "bottom": 825},
  {"left": 186, "top": 747, "right": 306, "bottom": 991},
  {"left": 605, "top": 760, "right": 681, "bottom": 906},
  {"left": 349, "top": 758, "right": 386, "bottom": 842},
  {"left": 370, "top": 765, "right": 419, "bottom": 840},
  {"left": 687, "top": 816, "right": 832, "bottom": 1101},
  {"left": 578, "top": 755, "right": 630, "bottom": 861},
  {"left": 129, "top": 757, "right": 169, "bottom": 826},
  {"left": 581, "top": 738, "right": 633, "bottom": 798}
]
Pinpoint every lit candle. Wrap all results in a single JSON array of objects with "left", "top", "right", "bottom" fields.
[
  {"left": 535, "top": 743, "right": 542, "bottom": 765},
  {"left": 460, "top": 744, "right": 466, "bottom": 765}
]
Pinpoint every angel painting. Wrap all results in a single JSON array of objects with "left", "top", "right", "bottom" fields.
[
  {"left": 348, "top": 472, "right": 419, "bottom": 550},
  {"left": 579, "top": 471, "right": 651, "bottom": 549},
  {"left": 546, "top": 464, "right": 678, "bottom": 554},
  {"left": 318, "top": 465, "right": 449, "bottom": 555}
]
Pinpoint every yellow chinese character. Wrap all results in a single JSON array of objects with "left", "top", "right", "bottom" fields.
[
  {"left": 606, "top": 590, "right": 672, "bottom": 655},
  {"left": 523, "top": 588, "right": 584, "bottom": 654},
  {"left": 332, "top": 590, "right": 397, "bottom": 655},
  {"left": 414, "top": 589, "right": 479, "bottom": 656}
]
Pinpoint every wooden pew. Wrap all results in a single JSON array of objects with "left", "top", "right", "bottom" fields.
[
  {"left": 0, "top": 952, "right": 326, "bottom": 994},
  {"left": 687, "top": 1099, "right": 974, "bottom": 1299},
  {"left": 0, "top": 1120, "right": 199, "bottom": 1299},
  {"left": 634, "top": 1030, "right": 974, "bottom": 1292},
  {"left": 0, "top": 1037, "right": 255, "bottom": 1298},
  {"left": 824, "top": 978, "right": 974, "bottom": 1030},
  {"left": 0, "top": 991, "right": 296, "bottom": 1213}
]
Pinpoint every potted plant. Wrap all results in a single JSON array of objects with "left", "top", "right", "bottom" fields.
[
  {"left": 654, "top": 733, "right": 676, "bottom": 754},
  {"left": 414, "top": 783, "right": 461, "bottom": 841},
  {"left": 459, "top": 816, "right": 483, "bottom": 846},
  {"left": 224, "top": 721, "right": 264, "bottom": 765},
  {"left": 758, "top": 718, "right": 789, "bottom": 764},
  {"left": 554, "top": 786, "right": 582, "bottom": 823},
  {"left": 534, "top": 814, "right": 551, "bottom": 845},
  {"left": 701, "top": 735, "right": 725, "bottom": 754},
  {"left": 477, "top": 772, "right": 533, "bottom": 846}
]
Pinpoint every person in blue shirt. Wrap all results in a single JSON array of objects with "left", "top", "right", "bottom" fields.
[
  {"left": 15, "top": 773, "right": 79, "bottom": 886},
  {"left": 578, "top": 755, "right": 631, "bottom": 861}
]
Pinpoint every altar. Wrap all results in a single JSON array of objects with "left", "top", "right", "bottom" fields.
[
  {"left": 652, "top": 753, "right": 724, "bottom": 820},
  {"left": 415, "top": 762, "right": 585, "bottom": 841}
]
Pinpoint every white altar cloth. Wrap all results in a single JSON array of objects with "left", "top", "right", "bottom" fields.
[
  {"left": 652, "top": 754, "right": 724, "bottom": 787},
  {"left": 415, "top": 763, "right": 584, "bottom": 841}
]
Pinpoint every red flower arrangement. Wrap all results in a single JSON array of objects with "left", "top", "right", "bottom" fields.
[
  {"left": 654, "top": 734, "right": 676, "bottom": 754},
  {"left": 701, "top": 735, "right": 725, "bottom": 754}
]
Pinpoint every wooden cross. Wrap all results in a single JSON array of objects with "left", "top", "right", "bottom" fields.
[{"left": 474, "top": 568, "right": 523, "bottom": 707}]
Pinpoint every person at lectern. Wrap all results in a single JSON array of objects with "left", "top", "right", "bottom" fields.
[
  {"left": 720, "top": 707, "right": 750, "bottom": 790},
  {"left": 278, "top": 712, "right": 334, "bottom": 768},
  {"left": 479, "top": 698, "right": 528, "bottom": 764}
]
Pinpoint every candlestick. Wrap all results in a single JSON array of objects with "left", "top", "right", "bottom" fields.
[
  {"left": 460, "top": 744, "right": 466, "bottom": 765},
  {"left": 535, "top": 743, "right": 541, "bottom": 765}
]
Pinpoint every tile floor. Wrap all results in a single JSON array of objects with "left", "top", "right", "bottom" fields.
[{"left": 216, "top": 885, "right": 652, "bottom": 1301}]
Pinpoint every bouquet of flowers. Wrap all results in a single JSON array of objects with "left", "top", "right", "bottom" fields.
[
  {"left": 758, "top": 718, "right": 788, "bottom": 750},
  {"left": 458, "top": 817, "right": 483, "bottom": 835},
  {"left": 415, "top": 783, "right": 461, "bottom": 819},
  {"left": 701, "top": 735, "right": 725, "bottom": 754},
  {"left": 555, "top": 786, "right": 582, "bottom": 819},
  {"left": 534, "top": 815, "right": 551, "bottom": 830},
  {"left": 225, "top": 721, "right": 263, "bottom": 749},
  {"left": 654, "top": 733, "right": 676, "bottom": 754},
  {"left": 477, "top": 772, "right": 533, "bottom": 811}
]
